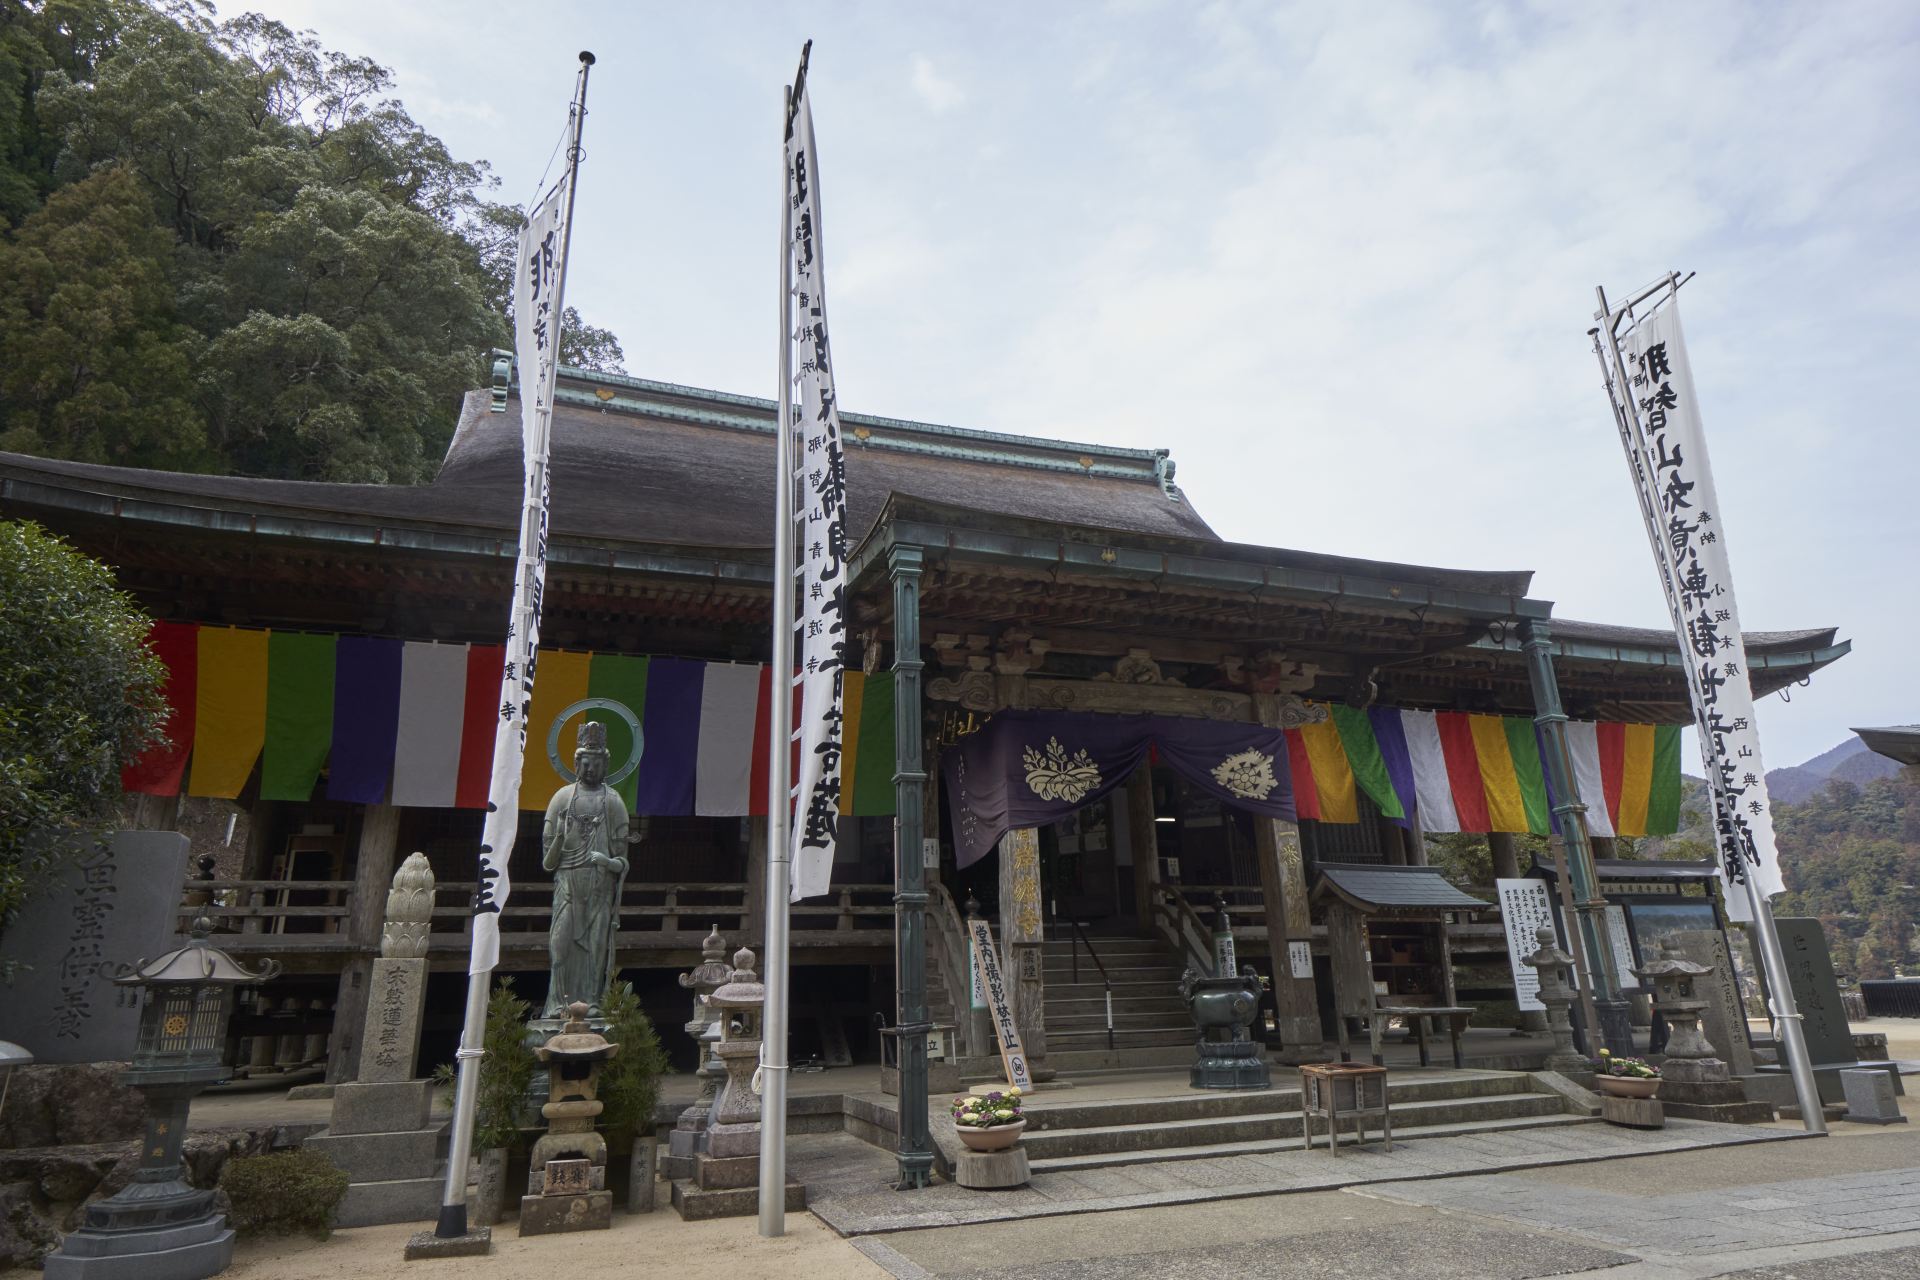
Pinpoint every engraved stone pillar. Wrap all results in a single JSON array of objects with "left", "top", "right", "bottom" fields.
[
  {"left": 358, "top": 852, "right": 434, "bottom": 1083},
  {"left": 1635, "top": 939, "right": 1772, "bottom": 1122},
  {"left": 998, "top": 827, "right": 1050, "bottom": 1077},
  {"left": 663, "top": 927, "right": 731, "bottom": 1180},
  {"left": 1253, "top": 694, "right": 1324, "bottom": 1058},
  {"left": 331, "top": 802, "right": 401, "bottom": 1082}
]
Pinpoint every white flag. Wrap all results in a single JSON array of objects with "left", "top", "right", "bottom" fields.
[
  {"left": 1615, "top": 298, "right": 1785, "bottom": 919},
  {"left": 785, "top": 82, "right": 850, "bottom": 901},
  {"left": 471, "top": 184, "right": 567, "bottom": 972}
]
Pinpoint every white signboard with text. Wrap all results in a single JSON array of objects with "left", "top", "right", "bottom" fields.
[
  {"left": 967, "top": 918, "right": 1032, "bottom": 1091},
  {"left": 1497, "top": 878, "right": 1560, "bottom": 1012}
]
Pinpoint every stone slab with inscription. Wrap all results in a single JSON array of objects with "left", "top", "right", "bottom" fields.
[
  {"left": 0, "top": 831, "right": 188, "bottom": 1063},
  {"left": 1776, "top": 917, "right": 1857, "bottom": 1064},
  {"left": 1668, "top": 929, "right": 1755, "bottom": 1077},
  {"left": 358, "top": 955, "right": 426, "bottom": 1083}
]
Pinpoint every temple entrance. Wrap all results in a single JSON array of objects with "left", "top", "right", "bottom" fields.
[
  {"left": 1145, "top": 766, "right": 1259, "bottom": 900},
  {"left": 1038, "top": 789, "right": 1131, "bottom": 930}
]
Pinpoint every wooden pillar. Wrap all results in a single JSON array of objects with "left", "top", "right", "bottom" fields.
[
  {"left": 1254, "top": 695, "right": 1324, "bottom": 1057},
  {"left": 997, "top": 827, "right": 1050, "bottom": 1077},
  {"left": 329, "top": 802, "right": 400, "bottom": 1083},
  {"left": 1125, "top": 770, "right": 1161, "bottom": 935},
  {"left": 1402, "top": 814, "right": 1428, "bottom": 867},
  {"left": 1590, "top": 836, "right": 1619, "bottom": 859},
  {"left": 1380, "top": 811, "right": 1408, "bottom": 865},
  {"left": 744, "top": 816, "right": 768, "bottom": 948},
  {"left": 1488, "top": 832, "right": 1523, "bottom": 881}
]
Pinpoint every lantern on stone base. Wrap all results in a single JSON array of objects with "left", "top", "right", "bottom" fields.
[{"left": 44, "top": 917, "right": 277, "bottom": 1280}]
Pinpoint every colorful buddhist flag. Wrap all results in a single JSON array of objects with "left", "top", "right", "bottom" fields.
[
  {"left": 187, "top": 627, "right": 268, "bottom": 798},
  {"left": 391, "top": 642, "right": 470, "bottom": 808},
  {"left": 261, "top": 632, "right": 335, "bottom": 801},
  {"left": 123, "top": 621, "right": 199, "bottom": 795}
]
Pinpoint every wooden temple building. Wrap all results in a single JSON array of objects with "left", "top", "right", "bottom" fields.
[{"left": 0, "top": 365, "right": 1852, "bottom": 1084}]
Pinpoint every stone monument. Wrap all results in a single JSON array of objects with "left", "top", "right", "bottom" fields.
[
  {"left": 541, "top": 721, "right": 629, "bottom": 1019},
  {"left": 1520, "top": 924, "right": 1590, "bottom": 1076},
  {"left": 660, "top": 926, "right": 731, "bottom": 1181},
  {"left": 1635, "top": 940, "right": 1772, "bottom": 1124},
  {"left": 1666, "top": 929, "right": 1755, "bottom": 1077},
  {"left": 520, "top": 1002, "right": 619, "bottom": 1236},
  {"left": 671, "top": 947, "right": 806, "bottom": 1220},
  {"left": 305, "top": 853, "right": 449, "bottom": 1226},
  {"left": 0, "top": 831, "right": 189, "bottom": 1063}
]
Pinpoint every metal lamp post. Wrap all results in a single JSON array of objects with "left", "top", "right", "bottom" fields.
[{"left": 44, "top": 917, "right": 277, "bottom": 1280}]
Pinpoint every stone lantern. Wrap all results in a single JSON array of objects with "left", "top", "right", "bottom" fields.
[
  {"left": 1634, "top": 939, "right": 1771, "bottom": 1123},
  {"left": 662, "top": 926, "right": 732, "bottom": 1180},
  {"left": 1520, "top": 923, "right": 1589, "bottom": 1075},
  {"left": 670, "top": 946, "right": 805, "bottom": 1219},
  {"left": 519, "top": 1001, "right": 619, "bottom": 1235},
  {"left": 45, "top": 918, "right": 277, "bottom": 1280}
]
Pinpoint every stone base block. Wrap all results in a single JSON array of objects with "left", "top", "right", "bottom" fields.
[
  {"left": 955, "top": 1147, "right": 1029, "bottom": 1189},
  {"left": 657, "top": 1153, "right": 694, "bottom": 1181},
  {"left": 692, "top": 1152, "right": 760, "bottom": 1190},
  {"left": 1191, "top": 1052, "right": 1271, "bottom": 1091},
  {"left": 1841, "top": 1068, "right": 1908, "bottom": 1124},
  {"left": 670, "top": 1178, "right": 806, "bottom": 1221},
  {"left": 404, "top": 1227, "right": 490, "bottom": 1259},
  {"left": 527, "top": 1160, "right": 604, "bottom": 1196},
  {"left": 1780, "top": 1101, "right": 1850, "bottom": 1122},
  {"left": 43, "top": 1215, "right": 233, "bottom": 1280},
  {"left": 1660, "top": 1057, "right": 1730, "bottom": 1086},
  {"left": 304, "top": 1126, "right": 443, "bottom": 1181},
  {"left": 881, "top": 1062, "right": 963, "bottom": 1096},
  {"left": 331, "top": 1079, "right": 435, "bottom": 1135},
  {"left": 517, "top": 1190, "right": 612, "bottom": 1236},
  {"left": 335, "top": 1176, "right": 444, "bottom": 1228},
  {"left": 285, "top": 1083, "right": 334, "bottom": 1101},
  {"left": 705, "top": 1121, "right": 761, "bottom": 1159},
  {"left": 1662, "top": 1099, "right": 1776, "bottom": 1124},
  {"left": 1600, "top": 1096, "right": 1665, "bottom": 1129},
  {"left": 668, "top": 1126, "right": 707, "bottom": 1158}
]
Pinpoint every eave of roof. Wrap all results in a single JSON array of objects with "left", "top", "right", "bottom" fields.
[{"left": 1852, "top": 726, "right": 1920, "bottom": 766}]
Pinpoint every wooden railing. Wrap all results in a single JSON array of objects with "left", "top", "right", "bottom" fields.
[
  {"left": 927, "top": 882, "right": 990, "bottom": 1059},
  {"left": 180, "top": 876, "right": 900, "bottom": 946}
]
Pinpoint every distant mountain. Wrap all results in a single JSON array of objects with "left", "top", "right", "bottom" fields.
[{"left": 1766, "top": 735, "right": 1902, "bottom": 805}]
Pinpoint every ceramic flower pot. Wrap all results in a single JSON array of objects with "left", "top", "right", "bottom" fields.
[
  {"left": 956, "top": 1118, "right": 1026, "bottom": 1151},
  {"left": 1596, "top": 1075, "right": 1661, "bottom": 1099}
]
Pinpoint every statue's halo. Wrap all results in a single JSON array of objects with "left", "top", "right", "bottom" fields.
[{"left": 546, "top": 697, "right": 644, "bottom": 786}]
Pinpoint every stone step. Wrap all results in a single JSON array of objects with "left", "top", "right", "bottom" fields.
[
  {"left": 1044, "top": 1044, "right": 1197, "bottom": 1074},
  {"left": 1045, "top": 1009, "right": 1198, "bottom": 1030},
  {"left": 1045, "top": 1002, "right": 1192, "bottom": 1024},
  {"left": 333, "top": 1173, "right": 446, "bottom": 1228},
  {"left": 1021, "top": 1092, "right": 1568, "bottom": 1161},
  {"left": 1046, "top": 979, "right": 1186, "bottom": 1000},
  {"left": 670, "top": 1178, "right": 807, "bottom": 1221},
  {"left": 1047, "top": 1027, "right": 1195, "bottom": 1049},
  {"left": 1030, "top": 1111, "right": 1595, "bottom": 1173},
  {"left": 1043, "top": 965, "right": 1186, "bottom": 984},
  {"left": 1022, "top": 1071, "right": 1527, "bottom": 1130},
  {"left": 1043, "top": 938, "right": 1174, "bottom": 958}
]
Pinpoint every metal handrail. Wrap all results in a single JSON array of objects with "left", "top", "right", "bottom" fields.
[{"left": 1063, "top": 916, "right": 1115, "bottom": 1050}]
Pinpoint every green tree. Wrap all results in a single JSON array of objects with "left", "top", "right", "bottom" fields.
[
  {"left": 0, "top": 520, "right": 166, "bottom": 937},
  {"left": 0, "top": 165, "right": 207, "bottom": 465},
  {"left": 558, "top": 306, "right": 626, "bottom": 375}
]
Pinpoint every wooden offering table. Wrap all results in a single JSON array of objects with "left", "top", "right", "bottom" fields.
[{"left": 1300, "top": 1062, "right": 1390, "bottom": 1155}]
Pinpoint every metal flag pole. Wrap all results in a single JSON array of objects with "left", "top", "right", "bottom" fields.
[
  {"left": 758, "top": 76, "right": 801, "bottom": 1239},
  {"left": 436, "top": 52, "right": 596, "bottom": 1243},
  {"left": 1589, "top": 277, "right": 1825, "bottom": 1135}
]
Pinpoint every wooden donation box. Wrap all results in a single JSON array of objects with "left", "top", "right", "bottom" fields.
[
  {"left": 1300, "top": 1062, "right": 1391, "bottom": 1155},
  {"left": 1313, "top": 864, "right": 1487, "bottom": 1069}
]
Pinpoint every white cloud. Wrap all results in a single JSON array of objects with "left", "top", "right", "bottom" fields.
[{"left": 909, "top": 54, "right": 964, "bottom": 113}]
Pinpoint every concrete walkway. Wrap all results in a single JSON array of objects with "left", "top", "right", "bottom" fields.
[{"left": 800, "top": 1117, "right": 1807, "bottom": 1235}]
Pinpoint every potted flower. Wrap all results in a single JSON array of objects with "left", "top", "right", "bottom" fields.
[
  {"left": 951, "top": 1088, "right": 1025, "bottom": 1151},
  {"left": 1591, "top": 1049, "right": 1661, "bottom": 1099}
]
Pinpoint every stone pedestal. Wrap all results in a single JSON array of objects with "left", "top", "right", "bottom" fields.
[
  {"left": 1841, "top": 1068, "right": 1908, "bottom": 1125},
  {"left": 662, "top": 927, "right": 731, "bottom": 1181},
  {"left": 955, "top": 1147, "right": 1030, "bottom": 1189},
  {"left": 303, "top": 1079, "right": 446, "bottom": 1226},
  {"left": 1600, "top": 1095, "right": 1665, "bottom": 1129},
  {"left": 1635, "top": 941, "right": 1773, "bottom": 1124}
]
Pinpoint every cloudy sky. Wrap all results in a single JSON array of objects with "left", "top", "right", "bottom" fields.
[{"left": 241, "top": 0, "right": 1917, "bottom": 768}]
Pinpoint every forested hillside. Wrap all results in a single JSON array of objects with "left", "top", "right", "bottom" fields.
[
  {"left": 1776, "top": 770, "right": 1920, "bottom": 980},
  {"left": 0, "top": 0, "right": 620, "bottom": 484}
]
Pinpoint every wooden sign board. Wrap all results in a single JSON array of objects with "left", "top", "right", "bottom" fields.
[{"left": 967, "top": 918, "right": 1033, "bottom": 1091}]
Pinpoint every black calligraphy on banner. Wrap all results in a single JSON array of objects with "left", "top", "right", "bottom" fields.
[
  {"left": 472, "top": 181, "right": 568, "bottom": 971},
  {"left": 1612, "top": 301, "right": 1784, "bottom": 915},
  {"left": 786, "top": 82, "right": 851, "bottom": 901}
]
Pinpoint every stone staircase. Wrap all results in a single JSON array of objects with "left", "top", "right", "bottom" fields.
[
  {"left": 1019, "top": 1071, "right": 1588, "bottom": 1174},
  {"left": 1042, "top": 934, "right": 1198, "bottom": 1073}
]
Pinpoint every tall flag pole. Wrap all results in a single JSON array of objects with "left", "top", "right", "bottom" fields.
[
  {"left": 1589, "top": 275, "right": 1826, "bottom": 1134},
  {"left": 435, "top": 52, "right": 596, "bottom": 1243},
  {"left": 761, "top": 38, "right": 852, "bottom": 1237}
]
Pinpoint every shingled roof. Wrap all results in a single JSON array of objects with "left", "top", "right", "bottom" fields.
[{"left": 1312, "top": 863, "right": 1490, "bottom": 913}]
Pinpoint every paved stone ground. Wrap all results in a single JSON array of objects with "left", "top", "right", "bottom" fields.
[
  {"left": 797, "top": 1118, "right": 1804, "bottom": 1235},
  {"left": 1365, "top": 1163, "right": 1920, "bottom": 1255}
]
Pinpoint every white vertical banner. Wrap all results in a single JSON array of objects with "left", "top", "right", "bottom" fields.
[
  {"left": 785, "top": 81, "right": 851, "bottom": 901},
  {"left": 1496, "top": 878, "right": 1558, "bottom": 1012},
  {"left": 1614, "top": 298, "right": 1786, "bottom": 920},
  {"left": 471, "top": 184, "right": 567, "bottom": 972}
]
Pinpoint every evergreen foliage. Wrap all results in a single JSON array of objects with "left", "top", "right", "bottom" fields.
[
  {"left": 0, "top": 519, "right": 165, "bottom": 936},
  {"left": 1776, "top": 771, "right": 1920, "bottom": 980},
  {"left": 219, "top": 1149, "right": 349, "bottom": 1238},
  {"left": 0, "top": 0, "right": 621, "bottom": 481},
  {"left": 597, "top": 977, "right": 667, "bottom": 1147}
]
